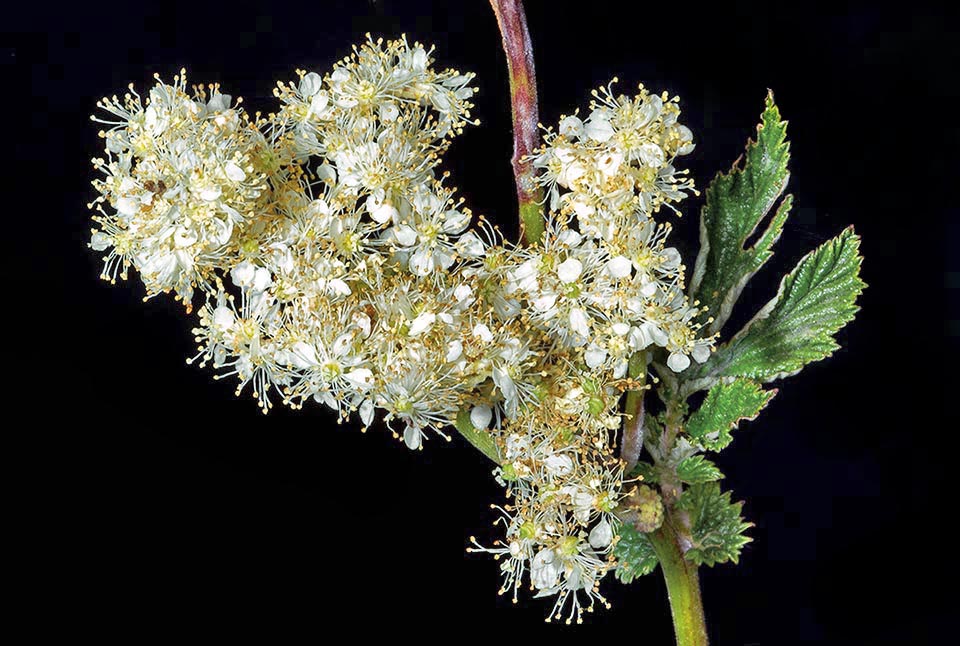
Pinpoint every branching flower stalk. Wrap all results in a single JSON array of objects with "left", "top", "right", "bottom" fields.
[{"left": 86, "top": 1, "right": 864, "bottom": 640}]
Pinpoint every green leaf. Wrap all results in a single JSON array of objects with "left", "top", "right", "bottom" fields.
[
  {"left": 689, "top": 92, "right": 792, "bottom": 335},
  {"left": 453, "top": 408, "right": 500, "bottom": 463},
  {"left": 676, "top": 455, "right": 723, "bottom": 483},
  {"left": 688, "top": 227, "right": 865, "bottom": 385},
  {"left": 614, "top": 523, "right": 659, "bottom": 583},
  {"left": 677, "top": 483, "right": 753, "bottom": 567},
  {"left": 630, "top": 461, "right": 660, "bottom": 484},
  {"left": 686, "top": 378, "right": 775, "bottom": 451}
]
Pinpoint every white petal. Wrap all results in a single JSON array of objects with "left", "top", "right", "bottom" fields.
[
  {"left": 403, "top": 425, "right": 422, "bottom": 450},
  {"left": 589, "top": 518, "right": 613, "bottom": 549},
  {"left": 470, "top": 405, "right": 493, "bottom": 430},
  {"left": 558, "top": 115, "right": 584, "bottom": 138},
  {"left": 584, "top": 344, "right": 607, "bottom": 369},
  {"left": 299, "top": 72, "right": 323, "bottom": 97},
  {"left": 369, "top": 201, "right": 398, "bottom": 224},
  {"left": 212, "top": 306, "right": 235, "bottom": 332},
  {"left": 667, "top": 352, "right": 691, "bottom": 372},
  {"left": 572, "top": 198, "right": 595, "bottom": 219},
  {"left": 230, "top": 261, "right": 256, "bottom": 287},
  {"left": 597, "top": 151, "right": 623, "bottom": 177},
  {"left": 569, "top": 308, "right": 590, "bottom": 338},
  {"left": 606, "top": 256, "right": 633, "bottom": 278},
  {"left": 173, "top": 226, "right": 198, "bottom": 248},
  {"left": 344, "top": 368, "right": 373, "bottom": 390},
  {"left": 442, "top": 209, "right": 470, "bottom": 234},
  {"left": 408, "top": 312, "right": 436, "bottom": 336},
  {"left": 309, "top": 92, "right": 329, "bottom": 115},
  {"left": 584, "top": 116, "right": 614, "bottom": 142},
  {"left": 359, "top": 399, "right": 375, "bottom": 426},
  {"left": 692, "top": 343, "right": 711, "bottom": 363},
  {"left": 392, "top": 225, "right": 418, "bottom": 247},
  {"left": 225, "top": 162, "right": 246, "bottom": 182},
  {"left": 379, "top": 102, "right": 399, "bottom": 122},
  {"left": 532, "top": 293, "right": 557, "bottom": 312},
  {"left": 456, "top": 231, "right": 485, "bottom": 257},
  {"left": 544, "top": 454, "right": 574, "bottom": 477},
  {"left": 90, "top": 231, "right": 112, "bottom": 251},
  {"left": 660, "top": 247, "right": 682, "bottom": 270},
  {"left": 556, "top": 258, "right": 583, "bottom": 283},
  {"left": 252, "top": 267, "right": 272, "bottom": 292},
  {"left": 409, "top": 249, "right": 435, "bottom": 276},
  {"left": 327, "top": 279, "right": 352, "bottom": 296},
  {"left": 612, "top": 322, "right": 630, "bottom": 336},
  {"left": 557, "top": 229, "right": 583, "bottom": 247},
  {"left": 638, "top": 143, "right": 665, "bottom": 168},
  {"left": 640, "top": 280, "right": 658, "bottom": 298},
  {"left": 445, "top": 340, "right": 463, "bottom": 363},
  {"left": 493, "top": 367, "right": 517, "bottom": 415},
  {"left": 116, "top": 197, "right": 138, "bottom": 216},
  {"left": 473, "top": 323, "right": 493, "bottom": 343},
  {"left": 199, "top": 186, "right": 222, "bottom": 202},
  {"left": 453, "top": 284, "right": 473, "bottom": 303}
]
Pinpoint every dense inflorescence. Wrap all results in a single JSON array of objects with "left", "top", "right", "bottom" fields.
[{"left": 88, "top": 36, "right": 713, "bottom": 623}]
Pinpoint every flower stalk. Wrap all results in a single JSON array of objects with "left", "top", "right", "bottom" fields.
[{"left": 489, "top": 0, "right": 545, "bottom": 245}]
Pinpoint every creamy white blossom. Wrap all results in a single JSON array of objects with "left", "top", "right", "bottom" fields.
[{"left": 89, "top": 41, "right": 719, "bottom": 623}]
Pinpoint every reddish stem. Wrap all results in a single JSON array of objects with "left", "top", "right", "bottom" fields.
[{"left": 489, "top": 0, "right": 545, "bottom": 244}]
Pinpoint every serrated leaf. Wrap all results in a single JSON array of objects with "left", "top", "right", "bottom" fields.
[
  {"left": 614, "top": 523, "right": 659, "bottom": 583},
  {"left": 454, "top": 408, "right": 500, "bottom": 463},
  {"left": 686, "top": 379, "right": 776, "bottom": 451},
  {"left": 689, "top": 92, "right": 792, "bottom": 335},
  {"left": 677, "top": 482, "right": 753, "bottom": 567},
  {"left": 676, "top": 455, "right": 723, "bottom": 483},
  {"left": 688, "top": 227, "right": 864, "bottom": 385}
]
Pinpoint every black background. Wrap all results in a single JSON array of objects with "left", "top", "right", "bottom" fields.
[{"left": 11, "top": 1, "right": 954, "bottom": 642}]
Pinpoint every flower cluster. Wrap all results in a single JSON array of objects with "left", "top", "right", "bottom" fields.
[
  {"left": 88, "top": 37, "right": 711, "bottom": 621},
  {"left": 525, "top": 80, "right": 712, "bottom": 372},
  {"left": 469, "top": 374, "right": 628, "bottom": 623}
]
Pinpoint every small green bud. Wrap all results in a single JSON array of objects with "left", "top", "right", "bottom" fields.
[
  {"left": 595, "top": 491, "right": 616, "bottom": 513},
  {"left": 533, "top": 381, "right": 550, "bottom": 401},
  {"left": 519, "top": 521, "right": 536, "bottom": 540},
  {"left": 559, "top": 535, "right": 580, "bottom": 556},
  {"left": 586, "top": 396, "right": 605, "bottom": 416}
]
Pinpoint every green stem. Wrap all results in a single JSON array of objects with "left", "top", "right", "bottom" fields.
[
  {"left": 621, "top": 351, "right": 648, "bottom": 472},
  {"left": 649, "top": 520, "right": 709, "bottom": 646},
  {"left": 489, "top": 0, "right": 545, "bottom": 245}
]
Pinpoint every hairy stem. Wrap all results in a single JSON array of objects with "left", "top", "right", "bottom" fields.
[
  {"left": 620, "top": 351, "right": 648, "bottom": 472},
  {"left": 649, "top": 519, "right": 709, "bottom": 646},
  {"left": 489, "top": 0, "right": 545, "bottom": 245}
]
